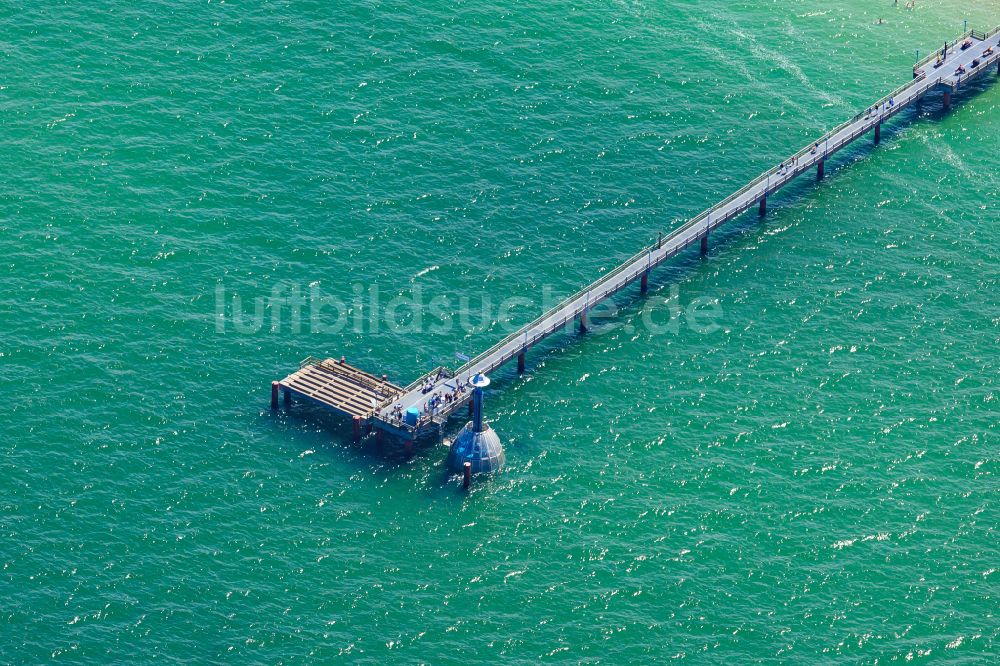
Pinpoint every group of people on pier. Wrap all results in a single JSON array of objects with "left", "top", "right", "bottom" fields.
[
  {"left": 387, "top": 403, "right": 407, "bottom": 422},
  {"left": 384, "top": 373, "right": 472, "bottom": 425},
  {"left": 422, "top": 379, "right": 469, "bottom": 417},
  {"left": 419, "top": 368, "right": 452, "bottom": 395},
  {"left": 777, "top": 156, "right": 799, "bottom": 175},
  {"left": 864, "top": 98, "right": 894, "bottom": 120}
]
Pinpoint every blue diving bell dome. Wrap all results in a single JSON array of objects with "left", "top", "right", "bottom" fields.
[
  {"left": 447, "top": 373, "right": 504, "bottom": 474},
  {"left": 447, "top": 421, "right": 505, "bottom": 474}
]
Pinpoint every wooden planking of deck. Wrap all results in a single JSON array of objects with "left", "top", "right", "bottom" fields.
[{"left": 278, "top": 357, "right": 404, "bottom": 419}]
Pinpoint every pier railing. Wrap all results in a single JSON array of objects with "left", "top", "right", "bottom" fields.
[
  {"left": 451, "top": 259, "right": 644, "bottom": 379},
  {"left": 450, "top": 71, "right": 946, "bottom": 382},
  {"left": 642, "top": 74, "right": 933, "bottom": 257},
  {"left": 299, "top": 356, "right": 321, "bottom": 369},
  {"left": 450, "top": 74, "right": 948, "bottom": 382},
  {"left": 662, "top": 73, "right": 932, "bottom": 234},
  {"left": 406, "top": 24, "right": 999, "bottom": 407}
]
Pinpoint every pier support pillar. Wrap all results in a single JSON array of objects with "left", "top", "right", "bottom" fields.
[
  {"left": 283, "top": 388, "right": 292, "bottom": 407},
  {"left": 759, "top": 194, "right": 767, "bottom": 217},
  {"left": 943, "top": 91, "right": 951, "bottom": 110},
  {"left": 874, "top": 121, "right": 881, "bottom": 145},
  {"left": 817, "top": 159, "right": 825, "bottom": 181},
  {"left": 579, "top": 311, "right": 588, "bottom": 333},
  {"left": 353, "top": 416, "right": 361, "bottom": 442},
  {"left": 700, "top": 234, "right": 708, "bottom": 256},
  {"left": 517, "top": 351, "right": 526, "bottom": 374},
  {"left": 271, "top": 382, "right": 279, "bottom": 410},
  {"left": 404, "top": 437, "right": 414, "bottom": 458},
  {"left": 640, "top": 271, "right": 649, "bottom": 294},
  {"left": 469, "top": 400, "right": 474, "bottom": 416},
  {"left": 463, "top": 461, "right": 472, "bottom": 489},
  {"left": 375, "top": 428, "right": 384, "bottom": 447}
]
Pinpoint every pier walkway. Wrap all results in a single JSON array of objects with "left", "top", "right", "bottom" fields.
[{"left": 277, "top": 26, "right": 1000, "bottom": 443}]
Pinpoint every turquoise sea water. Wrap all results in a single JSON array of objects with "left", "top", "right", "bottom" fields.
[{"left": 2, "top": 1, "right": 997, "bottom": 662}]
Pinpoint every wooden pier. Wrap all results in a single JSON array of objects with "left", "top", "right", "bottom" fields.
[
  {"left": 278, "top": 26, "right": 1000, "bottom": 444},
  {"left": 276, "top": 357, "right": 403, "bottom": 426}
]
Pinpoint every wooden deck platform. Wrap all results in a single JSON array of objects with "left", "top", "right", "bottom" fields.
[{"left": 278, "top": 358, "right": 404, "bottom": 419}]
